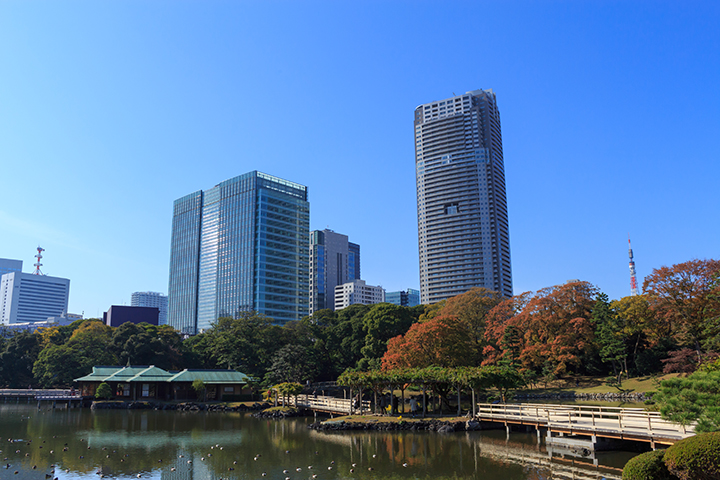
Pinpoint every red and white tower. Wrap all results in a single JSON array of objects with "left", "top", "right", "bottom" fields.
[
  {"left": 628, "top": 236, "right": 639, "bottom": 296},
  {"left": 33, "top": 246, "right": 45, "bottom": 275}
]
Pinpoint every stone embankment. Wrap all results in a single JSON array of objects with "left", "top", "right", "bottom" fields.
[
  {"left": 309, "top": 419, "right": 485, "bottom": 432},
  {"left": 252, "top": 407, "right": 303, "bottom": 419},
  {"left": 515, "top": 392, "right": 647, "bottom": 402},
  {"left": 91, "top": 401, "right": 270, "bottom": 411}
]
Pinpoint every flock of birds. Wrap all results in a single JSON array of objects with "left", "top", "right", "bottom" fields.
[{"left": 4, "top": 437, "right": 411, "bottom": 479}]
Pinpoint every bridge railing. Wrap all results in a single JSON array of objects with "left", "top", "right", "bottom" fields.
[
  {"left": 289, "top": 394, "right": 371, "bottom": 414},
  {"left": 476, "top": 403, "right": 694, "bottom": 439},
  {"left": 0, "top": 389, "right": 77, "bottom": 397}
]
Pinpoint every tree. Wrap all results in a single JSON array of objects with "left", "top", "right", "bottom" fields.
[
  {"left": 644, "top": 259, "right": 720, "bottom": 357},
  {"left": 483, "top": 283, "right": 597, "bottom": 376},
  {"left": 33, "top": 320, "right": 117, "bottom": 387},
  {"left": 437, "top": 288, "right": 503, "bottom": 358},
  {"left": 381, "top": 315, "right": 477, "bottom": 370},
  {"left": 202, "top": 312, "right": 289, "bottom": 378},
  {"left": 359, "top": 303, "right": 415, "bottom": 370},
  {"left": 264, "top": 344, "right": 317, "bottom": 385},
  {"left": 192, "top": 379, "right": 206, "bottom": 401},
  {"left": 595, "top": 293, "right": 628, "bottom": 383},
  {"left": 611, "top": 295, "right": 661, "bottom": 374},
  {"left": 95, "top": 382, "right": 113, "bottom": 400},
  {"left": 0, "top": 330, "right": 41, "bottom": 387},
  {"left": 652, "top": 370, "right": 720, "bottom": 433}
]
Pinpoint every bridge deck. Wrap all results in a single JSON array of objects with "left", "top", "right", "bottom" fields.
[
  {"left": 476, "top": 403, "right": 693, "bottom": 444},
  {"left": 292, "top": 395, "right": 694, "bottom": 445}
]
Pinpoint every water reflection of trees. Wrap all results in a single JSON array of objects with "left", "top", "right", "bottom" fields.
[
  {"left": 310, "top": 429, "right": 623, "bottom": 480},
  {"left": 4, "top": 406, "right": 624, "bottom": 480}
]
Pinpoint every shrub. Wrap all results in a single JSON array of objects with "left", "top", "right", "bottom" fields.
[
  {"left": 622, "top": 450, "right": 677, "bottom": 480},
  {"left": 95, "top": 382, "right": 112, "bottom": 400},
  {"left": 664, "top": 433, "right": 720, "bottom": 480},
  {"left": 192, "top": 379, "right": 206, "bottom": 401}
]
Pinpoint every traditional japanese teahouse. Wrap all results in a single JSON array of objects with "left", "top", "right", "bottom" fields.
[{"left": 75, "top": 365, "right": 251, "bottom": 401}]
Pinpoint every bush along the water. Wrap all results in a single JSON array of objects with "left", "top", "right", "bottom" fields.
[
  {"left": 621, "top": 450, "right": 678, "bottom": 480},
  {"left": 663, "top": 432, "right": 720, "bottom": 480},
  {"left": 95, "top": 382, "right": 112, "bottom": 400}
]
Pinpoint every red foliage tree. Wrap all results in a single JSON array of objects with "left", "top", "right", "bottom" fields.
[
  {"left": 643, "top": 259, "right": 720, "bottom": 353},
  {"left": 381, "top": 315, "right": 476, "bottom": 371},
  {"left": 483, "top": 282, "right": 598, "bottom": 376}
]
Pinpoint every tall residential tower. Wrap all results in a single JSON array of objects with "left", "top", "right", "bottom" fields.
[
  {"left": 415, "top": 89, "right": 512, "bottom": 303},
  {"left": 168, "top": 171, "right": 310, "bottom": 334}
]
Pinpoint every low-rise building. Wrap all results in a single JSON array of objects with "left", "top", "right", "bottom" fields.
[
  {"left": 75, "top": 365, "right": 252, "bottom": 401},
  {"left": 334, "top": 280, "right": 384, "bottom": 310}
]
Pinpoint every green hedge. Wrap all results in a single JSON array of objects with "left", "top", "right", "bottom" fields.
[
  {"left": 664, "top": 433, "right": 720, "bottom": 480},
  {"left": 622, "top": 450, "right": 677, "bottom": 480}
]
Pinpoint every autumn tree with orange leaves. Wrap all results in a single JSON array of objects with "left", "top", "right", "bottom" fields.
[
  {"left": 381, "top": 315, "right": 477, "bottom": 370},
  {"left": 643, "top": 258, "right": 720, "bottom": 361},
  {"left": 483, "top": 282, "right": 598, "bottom": 376}
]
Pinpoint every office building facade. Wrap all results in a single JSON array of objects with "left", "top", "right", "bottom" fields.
[
  {"left": 104, "top": 305, "right": 160, "bottom": 328},
  {"left": 0, "top": 272, "right": 70, "bottom": 324},
  {"left": 131, "top": 291, "right": 168, "bottom": 325},
  {"left": 385, "top": 288, "right": 420, "bottom": 307},
  {"left": 168, "top": 171, "right": 310, "bottom": 334},
  {"left": 415, "top": 89, "right": 512, "bottom": 304},
  {"left": 309, "top": 229, "right": 360, "bottom": 314},
  {"left": 334, "top": 280, "right": 384, "bottom": 310},
  {"left": 0, "top": 258, "right": 23, "bottom": 277}
]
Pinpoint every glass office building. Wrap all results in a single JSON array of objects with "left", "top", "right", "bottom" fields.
[
  {"left": 415, "top": 89, "right": 512, "bottom": 304},
  {"left": 309, "top": 229, "right": 360, "bottom": 314},
  {"left": 385, "top": 288, "right": 420, "bottom": 307},
  {"left": 168, "top": 171, "right": 310, "bottom": 334}
]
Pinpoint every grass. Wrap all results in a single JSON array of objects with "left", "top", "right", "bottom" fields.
[{"left": 515, "top": 373, "right": 680, "bottom": 395}]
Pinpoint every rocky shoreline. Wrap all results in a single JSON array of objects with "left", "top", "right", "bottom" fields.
[
  {"left": 515, "top": 392, "right": 648, "bottom": 402},
  {"left": 309, "top": 419, "right": 485, "bottom": 432}
]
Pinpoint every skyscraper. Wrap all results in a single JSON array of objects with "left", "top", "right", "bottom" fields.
[
  {"left": 168, "top": 171, "right": 310, "bottom": 334},
  {"left": 415, "top": 89, "right": 512, "bottom": 304},
  {"left": 131, "top": 291, "right": 168, "bottom": 325},
  {"left": 309, "top": 229, "right": 360, "bottom": 314}
]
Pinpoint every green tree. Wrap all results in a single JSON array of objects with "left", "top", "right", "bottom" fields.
[
  {"left": 33, "top": 320, "right": 117, "bottom": 387},
  {"left": 359, "top": 303, "right": 415, "bottom": 370},
  {"left": 192, "top": 379, "right": 206, "bottom": 401},
  {"left": 95, "top": 382, "right": 113, "bottom": 400},
  {"left": 264, "top": 344, "right": 317, "bottom": 385},
  {"left": 652, "top": 370, "right": 720, "bottom": 433},
  {"left": 0, "top": 330, "right": 41, "bottom": 387},
  {"left": 594, "top": 293, "right": 628, "bottom": 384}
]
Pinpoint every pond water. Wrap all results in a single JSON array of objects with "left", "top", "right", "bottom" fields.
[{"left": 0, "top": 404, "right": 640, "bottom": 480}]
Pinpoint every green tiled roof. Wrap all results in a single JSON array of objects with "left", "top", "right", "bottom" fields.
[
  {"left": 168, "top": 369, "right": 250, "bottom": 384},
  {"left": 75, "top": 366, "right": 249, "bottom": 385}
]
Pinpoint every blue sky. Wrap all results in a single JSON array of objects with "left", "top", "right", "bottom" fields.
[{"left": 1, "top": 1, "right": 718, "bottom": 318}]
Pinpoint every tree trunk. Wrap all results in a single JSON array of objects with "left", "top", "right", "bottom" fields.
[
  {"left": 471, "top": 388, "right": 476, "bottom": 418},
  {"left": 422, "top": 385, "right": 426, "bottom": 418},
  {"left": 457, "top": 387, "right": 461, "bottom": 417}
]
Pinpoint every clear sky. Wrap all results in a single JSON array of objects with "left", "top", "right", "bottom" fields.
[{"left": 1, "top": 1, "right": 718, "bottom": 319}]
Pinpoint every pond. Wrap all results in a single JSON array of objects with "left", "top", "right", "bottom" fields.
[{"left": 0, "top": 404, "right": 640, "bottom": 480}]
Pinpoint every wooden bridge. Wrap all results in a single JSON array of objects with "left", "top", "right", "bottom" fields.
[
  {"left": 289, "top": 394, "right": 371, "bottom": 415},
  {"left": 0, "top": 389, "right": 83, "bottom": 408},
  {"left": 293, "top": 394, "right": 694, "bottom": 448},
  {"left": 475, "top": 402, "right": 694, "bottom": 448}
]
